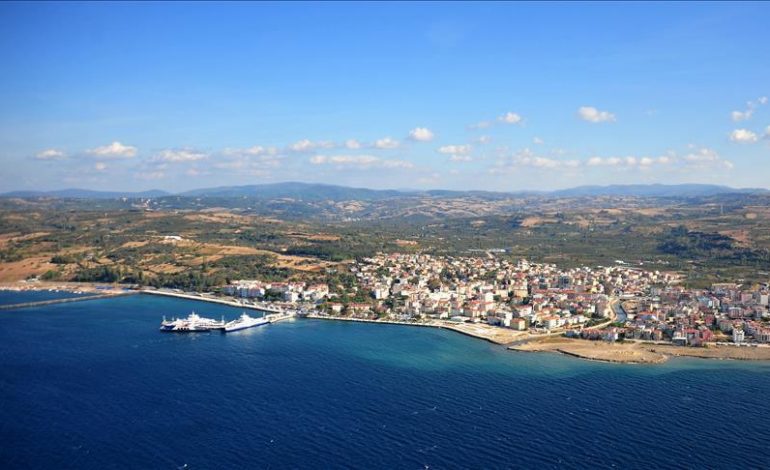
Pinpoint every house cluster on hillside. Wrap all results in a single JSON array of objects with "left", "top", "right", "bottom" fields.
[
  {"left": 618, "top": 282, "right": 770, "bottom": 345},
  {"left": 347, "top": 254, "right": 674, "bottom": 331},
  {"left": 222, "top": 253, "right": 770, "bottom": 347}
]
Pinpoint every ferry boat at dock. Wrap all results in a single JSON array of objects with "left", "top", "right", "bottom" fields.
[
  {"left": 160, "top": 312, "right": 226, "bottom": 332},
  {"left": 224, "top": 313, "right": 269, "bottom": 332}
]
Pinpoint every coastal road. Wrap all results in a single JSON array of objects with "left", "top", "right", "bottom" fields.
[{"left": 610, "top": 298, "right": 627, "bottom": 323}]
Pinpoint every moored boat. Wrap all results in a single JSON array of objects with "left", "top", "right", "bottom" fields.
[
  {"left": 224, "top": 313, "right": 269, "bottom": 332},
  {"left": 160, "top": 312, "right": 226, "bottom": 332}
]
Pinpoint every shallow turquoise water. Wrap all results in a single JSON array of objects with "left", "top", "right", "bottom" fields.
[{"left": 1, "top": 293, "right": 768, "bottom": 469}]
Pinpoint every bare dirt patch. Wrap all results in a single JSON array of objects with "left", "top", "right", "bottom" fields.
[
  {"left": 0, "top": 256, "right": 57, "bottom": 282},
  {"left": 510, "top": 337, "right": 668, "bottom": 364}
]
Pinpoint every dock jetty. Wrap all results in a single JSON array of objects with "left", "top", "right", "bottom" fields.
[
  {"left": 141, "top": 289, "right": 284, "bottom": 313},
  {"left": 0, "top": 291, "right": 138, "bottom": 311}
]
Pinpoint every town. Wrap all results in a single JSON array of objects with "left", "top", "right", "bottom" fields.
[{"left": 221, "top": 253, "right": 770, "bottom": 348}]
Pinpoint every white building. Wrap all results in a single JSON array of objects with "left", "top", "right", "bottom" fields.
[{"left": 733, "top": 328, "right": 745, "bottom": 344}]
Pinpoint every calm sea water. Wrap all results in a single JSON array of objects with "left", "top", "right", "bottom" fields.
[{"left": 1, "top": 293, "right": 769, "bottom": 469}]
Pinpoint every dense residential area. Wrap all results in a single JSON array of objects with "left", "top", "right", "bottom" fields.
[{"left": 221, "top": 253, "right": 770, "bottom": 348}]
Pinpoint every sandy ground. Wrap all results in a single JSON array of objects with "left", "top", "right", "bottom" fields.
[
  {"left": 510, "top": 337, "right": 770, "bottom": 364},
  {"left": 511, "top": 337, "right": 667, "bottom": 364},
  {"left": 437, "top": 321, "right": 529, "bottom": 344},
  {"left": 648, "top": 344, "right": 770, "bottom": 361}
]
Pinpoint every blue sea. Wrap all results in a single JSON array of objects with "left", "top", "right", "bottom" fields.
[{"left": 1, "top": 293, "right": 769, "bottom": 469}]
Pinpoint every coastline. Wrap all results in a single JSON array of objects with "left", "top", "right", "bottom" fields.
[
  {"left": 510, "top": 336, "right": 770, "bottom": 364},
  {"left": 4, "top": 281, "right": 770, "bottom": 365},
  {"left": 305, "top": 313, "right": 530, "bottom": 345},
  {"left": 0, "top": 281, "right": 132, "bottom": 295}
]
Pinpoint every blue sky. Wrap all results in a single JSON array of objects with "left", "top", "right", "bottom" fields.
[{"left": 1, "top": 2, "right": 769, "bottom": 192}]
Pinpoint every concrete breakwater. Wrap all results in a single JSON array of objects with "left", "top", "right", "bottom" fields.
[
  {"left": 0, "top": 291, "right": 138, "bottom": 310},
  {"left": 141, "top": 289, "right": 284, "bottom": 313}
]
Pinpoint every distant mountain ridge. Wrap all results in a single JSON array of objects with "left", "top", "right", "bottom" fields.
[
  {"left": 549, "top": 183, "right": 768, "bottom": 197},
  {"left": 1, "top": 182, "right": 767, "bottom": 200},
  {"left": 179, "top": 182, "right": 405, "bottom": 201}
]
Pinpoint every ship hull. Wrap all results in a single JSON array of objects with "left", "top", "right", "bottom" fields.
[{"left": 224, "top": 320, "right": 269, "bottom": 332}]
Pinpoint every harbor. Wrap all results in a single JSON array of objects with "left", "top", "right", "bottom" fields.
[
  {"left": 142, "top": 288, "right": 284, "bottom": 313},
  {"left": 160, "top": 308, "right": 295, "bottom": 333}
]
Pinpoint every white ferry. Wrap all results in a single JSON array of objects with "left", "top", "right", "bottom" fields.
[
  {"left": 160, "top": 312, "right": 226, "bottom": 332},
  {"left": 224, "top": 313, "right": 269, "bottom": 332}
]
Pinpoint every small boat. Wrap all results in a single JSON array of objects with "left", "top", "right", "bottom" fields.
[
  {"left": 224, "top": 313, "right": 269, "bottom": 332},
  {"left": 160, "top": 312, "right": 226, "bottom": 332}
]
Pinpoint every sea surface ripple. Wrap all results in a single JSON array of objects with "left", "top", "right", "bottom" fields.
[{"left": 1, "top": 294, "right": 769, "bottom": 469}]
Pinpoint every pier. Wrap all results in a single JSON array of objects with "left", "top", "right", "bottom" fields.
[
  {"left": 141, "top": 289, "right": 284, "bottom": 313},
  {"left": 0, "top": 291, "right": 138, "bottom": 310},
  {"left": 265, "top": 312, "right": 295, "bottom": 323}
]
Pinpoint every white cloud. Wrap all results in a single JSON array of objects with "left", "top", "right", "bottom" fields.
[
  {"left": 523, "top": 156, "right": 560, "bottom": 168},
  {"left": 532, "top": 137, "right": 544, "bottom": 145},
  {"left": 408, "top": 127, "right": 435, "bottom": 142},
  {"left": 381, "top": 159, "right": 414, "bottom": 169},
  {"left": 155, "top": 148, "right": 207, "bottom": 162},
  {"left": 474, "top": 135, "right": 492, "bottom": 145},
  {"left": 373, "top": 137, "right": 400, "bottom": 149},
  {"left": 498, "top": 112, "right": 523, "bottom": 125},
  {"left": 288, "top": 139, "right": 336, "bottom": 152},
  {"left": 729, "top": 129, "right": 758, "bottom": 143},
  {"left": 86, "top": 141, "right": 137, "bottom": 159},
  {"left": 94, "top": 162, "right": 107, "bottom": 172},
  {"left": 222, "top": 145, "right": 279, "bottom": 157},
  {"left": 578, "top": 106, "right": 616, "bottom": 123},
  {"left": 765, "top": 125, "right": 770, "bottom": 138},
  {"left": 438, "top": 145, "right": 473, "bottom": 162},
  {"left": 310, "top": 154, "right": 413, "bottom": 169},
  {"left": 586, "top": 156, "right": 623, "bottom": 167},
  {"left": 437, "top": 144, "right": 471, "bottom": 155},
  {"left": 345, "top": 139, "right": 362, "bottom": 150},
  {"left": 731, "top": 96, "right": 768, "bottom": 122},
  {"left": 684, "top": 147, "right": 720, "bottom": 162},
  {"left": 585, "top": 155, "right": 672, "bottom": 168},
  {"left": 215, "top": 151, "right": 283, "bottom": 171},
  {"left": 497, "top": 148, "right": 580, "bottom": 171},
  {"left": 34, "top": 148, "right": 66, "bottom": 160},
  {"left": 731, "top": 110, "right": 753, "bottom": 122},
  {"left": 681, "top": 147, "right": 733, "bottom": 170}
]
